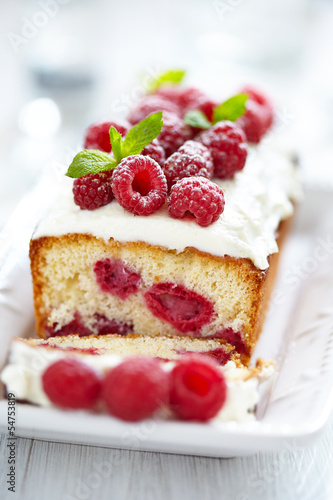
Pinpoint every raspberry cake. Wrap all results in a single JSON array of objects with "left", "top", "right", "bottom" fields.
[
  {"left": 1, "top": 336, "right": 273, "bottom": 422},
  {"left": 29, "top": 81, "right": 301, "bottom": 366}
]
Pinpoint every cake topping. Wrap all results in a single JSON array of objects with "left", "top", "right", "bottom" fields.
[
  {"left": 169, "top": 354, "right": 227, "bottom": 421},
  {"left": 66, "top": 111, "right": 164, "bottom": 179},
  {"left": 141, "top": 138, "right": 165, "bottom": 167},
  {"left": 93, "top": 258, "right": 141, "bottom": 300},
  {"left": 111, "top": 155, "right": 168, "bottom": 216},
  {"left": 236, "top": 86, "right": 274, "bottom": 144},
  {"left": 144, "top": 282, "right": 215, "bottom": 333},
  {"left": 147, "top": 68, "right": 186, "bottom": 93},
  {"left": 42, "top": 358, "right": 102, "bottom": 409},
  {"left": 197, "top": 121, "right": 248, "bottom": 179},
  {"left": 156, "top": 111, "right": 193, "bottom": 157},
  {"left": 184, "top": 92, "right": 248, "bottom": 130},
  {"left": 163, "top": 141, "right": 213, "bottom": 190},
  {"left": 102, "top": 357, "right": 169, "bottom": 422},
  {"left": 73, "top": 170, "right": 114, "bottom": 210},
  {"left": 128, "top": 95, "right": 180, "bottom": 125},
  {"left": 168, "top": 177, "right": 225, "bottom": 227},
  {"left": 84, "top": 120, "right": 129, "bottom": 153}
]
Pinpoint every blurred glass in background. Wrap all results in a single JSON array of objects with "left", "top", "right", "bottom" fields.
[{"left": 1, "top": 0, "right": 333, "bottom": 227}]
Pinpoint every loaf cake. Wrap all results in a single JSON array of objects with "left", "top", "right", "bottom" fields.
[{"left": 28, "top": 81, "right": 301, "bottom": 366}]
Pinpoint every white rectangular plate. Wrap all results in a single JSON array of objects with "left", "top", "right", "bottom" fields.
[{"left": 1, "top": 170, "right": 333, "bottom": 457}]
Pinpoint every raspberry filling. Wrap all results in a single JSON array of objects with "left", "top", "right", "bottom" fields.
[
  {"left": 93, "top": 314, "right": 133, "bottom": 336},
  {"left": 45, "top": 312, "right": 92, "bottom": 338},
  {"left": 45, "top": 312, "right": 134, "bottom": 338},
  {"left": 175, "top": 348, "right": 231, "bottom": 366},
  {"left": 94, "top": 258, "right": 141, "bottom": 300},
  {"left": 144, "top": 283, "right": 214, "bottom": 333},
  {"left": 212, "top": 327, "right": 249, "bottom": 355}
]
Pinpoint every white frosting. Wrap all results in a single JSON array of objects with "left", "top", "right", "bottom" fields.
[
  {"left": 0, "top": 341, "right": 267, "bottom": 422},
  {"left": 33, "top": 144, "right": 301, "bottom": 270}
]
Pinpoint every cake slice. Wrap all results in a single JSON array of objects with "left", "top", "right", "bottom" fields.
[{"left": 1, "top": 335, "right": 274, "bottom": 422}]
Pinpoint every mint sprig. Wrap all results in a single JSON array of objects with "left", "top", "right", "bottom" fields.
[
  {"left": 184, "top": 93, "right": 249, "bottom": 130},
  {"left": 66, "top": 150, "right": 117, "bottom": 178},
  {"left": 122, "top": 112, "right": 163, "bottom": 157},
  {"left": 109, "top": 127, "right": 123, "bottom": 162},
  {"left": 66, "top": 112, "right": 163, "bottom": 179},
  {"left": 183, "top": 110, "right": 212, "bottom": 130},
  {"left": 213, "top": 93, "right": 248, "bottom": 123},
  {"left": 147, "top": 69, "right": 186, "bottom": 93}
]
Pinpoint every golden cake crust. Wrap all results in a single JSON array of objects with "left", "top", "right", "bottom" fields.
[{"left": 29, "top": 216, "right": 291, "bottom": 366}]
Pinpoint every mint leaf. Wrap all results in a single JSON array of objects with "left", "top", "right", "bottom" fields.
[
  {"left": 65, "top": 150, "right": 117, "bottom": 178},
  {"left": 148, "top": 69, "right": 186, "bottom": 92},
  {"left": 122, "top": 112, "right": 163, "bottom": 157},
  {"left": 109, "top": 126, "right": 123, "bottom": 162},
  {"left": 184, "top": 110, "right": 212, "bottom": 129},
  {"left": 213, "top": 93, "right": 248, "bottom": 123}
]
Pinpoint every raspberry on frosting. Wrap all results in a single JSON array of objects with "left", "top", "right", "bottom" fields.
[
  {"left": 237, "top": 86, "right": 274, "bottom": 143},
  {"left": 163, "top": 141, "right": 213, "bottom": 190},
  {"left": 128, "top": 95, "right": 180, "bottom": 125},
  {"left": 84, "top": 121, "right": 129, "bottom": 153},
  {"left": 73, "top": 171, "right": 114, "bottom": 210},
  {"left": 157, "top": 111, "right": 193, "bottom": 157},
  {"left": 112, "top": 155, "right": 167, "bottom": 216},
  {"left": 197, "top": 121, "right": 248, "bottom": 179},
  {"left": 144, "top": 282, "right": 215, "bottom": 334},
  {"left": 155, "top": 86, "right": 207, "bottom": 115},
  {"left": 102, "top": 357, "right": 169, "bottom": 421},
  {"left": 169, "top": 354, "right": 227, "bottom": 421},
  {"left": 168, "top": 177, "right": 225, "bottom": 227},
  {"left": 141, "top": 139, "right": 166, "bottom": 167},
  {"left": 42, "top": 358, "right": 102, "bottom": 409}
]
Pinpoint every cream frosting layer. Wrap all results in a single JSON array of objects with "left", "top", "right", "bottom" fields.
[
  {"left": 33, "top": 143, "right": 301, "bottom": 270},
  {"left": 1, "top": 339, "right": 272, "bottom": 422}
]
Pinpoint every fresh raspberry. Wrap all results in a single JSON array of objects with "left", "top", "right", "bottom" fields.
[
  {"left": 193, "top": 97, "right": 217, "bottom": 123},
  {"left": 94, "top": 258, "right": 141, "bottom": 300},
  {"left": 141, "top": 139, "right": 166, "bottom": 167},
  {"left": 112, "top": 155, "right": 167, "bottom": 216},
  {"left": 102, "top": 357, "right": 169, "bottom": 421},
  {"left": 237, "top": 99, "right": 272, "bottom": 144},
  {"left": 157, "top": 111, "right": 193, "bottom": 157},
  {"left": 169, "top": 355, "right": 227, "bottom": 421},
  {"left": 73, "top": 171, "right": 114, "bottom": 210},
  {"left": 197, "top": 121, "right": 248, "bottom": 179},
  {"left": 144, "top": 282, "right": 215, "bottom": 334},
  {"left": 84, "top": 121, "right": 129, "bottom": 153},
  {"left": 178, "top": 140, "right": 213, "bottom": 162},
  {"left": 168, "top": 177, "right": 225, "bottom": 227},
  {"left": 155, "top": 86, "right": 207, "bottom": 113},
  {"left": 45, "top": 312, "right": 93, "bottom": 338},
  {"left": 237, "top": 86, "right": 274, "bottom": 143},
  {"left": 128, "top": 95, "right": 180, "bottom": 125},
  {"left": 163, "top": 144, "right": 213, "bottom": 190},
  {"left": 42, "top": 358, "right": 102, "bottom": 409},
  {"left": 93, "top": 314, "right": 134, "bottom": 336},
  {"left": 241, "top": 85, "right": 274, "bottom": 128}
]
